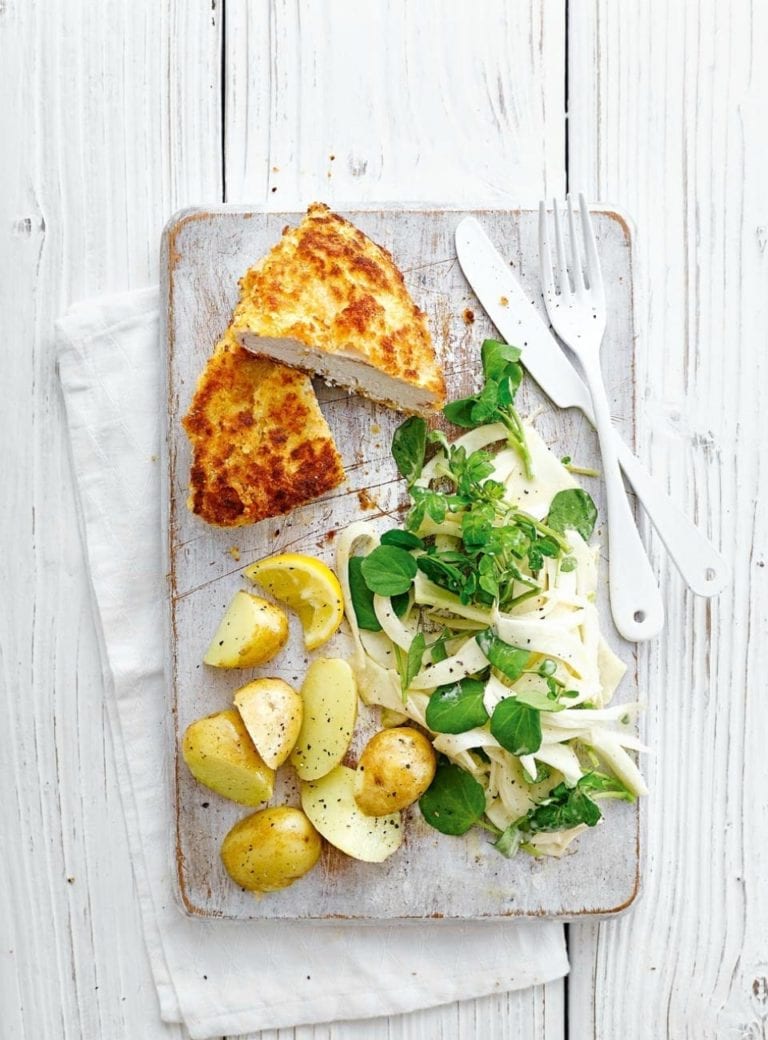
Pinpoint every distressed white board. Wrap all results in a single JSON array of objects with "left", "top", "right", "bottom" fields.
[
  {"left": 567, "top": 1, "right": 768, "bottom": 1038},
  {"left": 0, "top": 1, "right": 221, "bottom": 1038},
  {"left": 163, "top": 205, "right": 641, "bottom": 921}
]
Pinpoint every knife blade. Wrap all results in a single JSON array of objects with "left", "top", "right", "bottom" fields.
[
  {"left": 454, "top": 215, "right": 730, "bottom": 599},
  {"left": 455, "top": 216, "right": 595, "bottom": 418}
]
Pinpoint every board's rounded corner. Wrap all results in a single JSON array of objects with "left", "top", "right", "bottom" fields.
[
  {"left": 162, "top": 205, "right": 210, "bottom": 241},
  {"left": 172, "top": 859, "right": 220, "bottom": 920},
  {"left": 595, "top": 203, "right": 637, "bottom": 244}
]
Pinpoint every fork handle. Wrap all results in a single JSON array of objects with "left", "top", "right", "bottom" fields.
[
  {"left": 612, "top": 437, "right": 730, "bottom": 596},
  {"left": 581, "top": 358, "right": 665, "bottom": 641}
]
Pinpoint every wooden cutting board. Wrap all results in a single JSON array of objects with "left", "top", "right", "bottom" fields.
[{"left": 161, "top": 205, "right": 641, "bottom": 920}]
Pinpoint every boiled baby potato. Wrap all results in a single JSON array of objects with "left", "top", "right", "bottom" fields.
[
  {"left": 289, "top": 658, "right": 358, "bottom": 781},
  {"left": 354, "top": 727, "right": 437, "bottom": 816},
  {"left": 182, "top": 708, "right": 274, "bottom": 806},
  {"left": 203, "top": 590, "right": 288, "bottom": 669},
  {"left": 301, "top": 765, "right": 403, "bottom": 863},
  {"left": 234, "top": 677, "right": 303, "bottom": 769},
  {"left": 221, "top": 806, "right": 322, "bottom": 892}
]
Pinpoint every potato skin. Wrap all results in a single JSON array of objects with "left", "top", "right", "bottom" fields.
[
  {"left": 354, "top": 727, "right": 437, "bottom": 816},
  {"left": 220, "top": 807, "right": 322, "bottom": 892},
  {"left": 182, "top": 708, "right": 275, "bottom": 806}
]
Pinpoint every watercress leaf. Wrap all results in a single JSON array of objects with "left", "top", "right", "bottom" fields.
[
  {"left": 430, "top": 634, "right": 449, "bottom": 664},
  {"left": 496, "top": 374, "right": 518, "bottom": 408},
  {"left": 409, "top": 487, "right": 449, "bottom": 526},
  {"left": 443, "top": 396, "right": 479, "bottom": 428},
  {"left": 490, "top": 697, "right": 543, "bottom": 755},
  {"left": 513, "top": 688, "right": 566, "bottom": 712},
  {"left": 479, "top": 478, "right": 506, "bottom": 501},
  {"left": 360, "top": 545, "right": 417, "bottom": 596},
  {"left": 427, "top": 429, "right": 451, "bottom": 454},
  {"left": 560, "top": 556, "right": 577, "bottom": 573},
  {"left": 392, "top": 416, "right": 427, "bottom": 485},
  {"left": 347, "top": 557, "right": 382, "bottom": 631},
  {"left": 461, "top": 503, "right": 495, "bottom": 548},
  {"left": 577, "top": 771, "right": 636, "bottom": 802},
  {"left": 524, "top": 780, "right": 602, "bottom": 833},
  {"left": 481, "top": 339, "right": 522, "bottom": 380},
  {"left": 426, "top": 678, "right": 489, "bottom": 734},
  {"left": 450, "top": 447, "right": 495, "bottom": 494},
  {"left": 494, "top": 820, "right": 523, "bottom": 857},
  {"left": 546, "top": 488, "right": 598, "bottom": 541},
  {"left": 405, "top": 498, "right": 427, "bottom": 533},
  {"left": 478, "top": 570, "right": 500, "bottom": 599},
  {"left": 460, "top": 570, "right": 479, "bottom": 604},
  {"left": 391, "top": 590, "right": 410, "bottom": 618},
  {"left": 537, "top": 537, "right": 561, "bottom": 558},
  {"left": 428, "top": 549, "right": 470, "bottom": 564},
  {"left": 419, "top": 761, "right": 487, "bottom": 836},
  {"left": 496, "top": 776, "right": 604, "bottom": 856},
  {"left": 476, "top": 629, "right": 531, "bottom": 681},
  {"left": 470, "top": 381, "right": 501, "bottom": 424},
  {"left": 416, "top": 555, "right": 466, "bottom": 595},
  {"left": 380, "top": 529, "right": 424, "bottom": 550},
  {"left": 402, "top": 632, "right": 426, "bottom": 693}
]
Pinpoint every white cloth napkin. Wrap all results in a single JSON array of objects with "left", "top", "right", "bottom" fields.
[{"left": 55, "top": 287, "right": 568, "bottom": 1039}]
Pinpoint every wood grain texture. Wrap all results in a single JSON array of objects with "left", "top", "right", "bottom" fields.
[
  {"left": 224, "top": 0, "right": 566, "bottom": 208},
  {"left": 226, "top": 981, "right": 565, "bottom": 1040},
  {"left": 567, "top": 1, "right": 768, "bottom": 1037},
  {"left": 0, "top": 1, "right": 221, "bottom": 1038},
  {"left": 221, "top": 8, "right": 570, "bottom": 1033}
]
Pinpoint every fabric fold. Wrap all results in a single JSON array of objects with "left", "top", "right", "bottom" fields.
[{"left": 56, "top": 287, "right": 568, "bottom": 1040}]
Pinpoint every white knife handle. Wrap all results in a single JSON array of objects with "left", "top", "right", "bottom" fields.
[
  {"left": 581, "top": 358, "right": 665, "bottom": 641},
  {"left": 613, "top": 435, "right": 730, "bottom": 596}
]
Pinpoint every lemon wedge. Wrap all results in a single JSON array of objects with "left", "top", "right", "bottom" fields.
[{"left": 243, "top": 553, "right": 344, "bottom": 651}]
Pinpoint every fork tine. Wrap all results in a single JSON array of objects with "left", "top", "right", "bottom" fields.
[
  {"left": 566, "top": 193, "right": 585, "bottom": 293},
  {"left": 578, "top": 193, "right": 602, "bottom": 295},
  {"left": 538, "top": 201, "right": 555, "bottom": 297},
  {"left": 552, "top": 198, "right": 571, "bottom": 298}
]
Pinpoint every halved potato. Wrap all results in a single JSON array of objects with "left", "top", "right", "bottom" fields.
[
  {"left": 182, "top": 708, "right": 274, "bottom": 806},
  {"left": 221, "top": 807, "right": 322, "bottom": 892},
  {"left": 203, "top": 590, "right": 288, "bottom": 669},
  {"left": 354, "top": 727, "right": 437, "bottom": 816},
  {"left": 301, "top": 765, "right": 403, "bottom": 863},
  {"left": 234, "top": 677, "right": 303, "bottom": 769},
  {"left": 289, "top": 658, "right": 358, "bottom": 781}
]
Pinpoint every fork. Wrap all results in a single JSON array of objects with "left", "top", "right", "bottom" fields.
[{"left": 539, "top": 194, "right": 665, "bottom": 641}]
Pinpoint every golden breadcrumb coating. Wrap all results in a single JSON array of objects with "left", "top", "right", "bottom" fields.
[
  {"left": 182, "top": 328, "right": 345, "bottom": 527},
  {"left": 232, "top": 202, "right": 446, "bottom": 413}
]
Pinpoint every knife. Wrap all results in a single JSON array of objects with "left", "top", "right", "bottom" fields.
[{"left": 455, "top": 216, "right": 729, "bottom": 598}]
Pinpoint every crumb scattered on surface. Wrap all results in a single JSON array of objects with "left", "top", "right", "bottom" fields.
[
  {"left": 499, "top": 296, "right": 509, "bottom": 307},
  {"left": 358, "top": 489, "right": 378, "bottom": 511},
  {"left": 371, "top": 423, "right": 381, "bottom": 434},
  {"left": 324, "top": 529, "right": 337, "bottom": 542},
  {"left": 462, "top": 308, "right": 475, "bottom": 325},
  {"left": 228, "top": 546, "right": 241, "bottom": 561}
]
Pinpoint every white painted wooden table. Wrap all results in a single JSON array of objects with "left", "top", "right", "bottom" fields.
[{"left": 2, "top": 3, "right": 765, "bottom": 1037}]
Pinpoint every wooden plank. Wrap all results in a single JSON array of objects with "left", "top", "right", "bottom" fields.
[
  {"left": 224, "top": 0, "right": 566, "bottom": 208},
  {"left": 230, "top": 980, "right": 565, "bottom": 1040},
  {"left": 222, "top": 8, "right": 568, "bottom": 1036},
  {"left": 0, "top": 0, "right": 221, "bottom": 1037},
  {"left": 567, "top": 1, "right": 768, "bottom": 1036}
]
